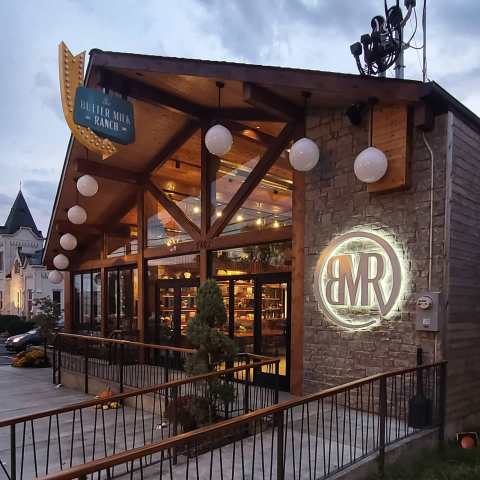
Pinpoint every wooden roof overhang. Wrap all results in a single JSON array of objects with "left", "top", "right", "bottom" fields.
[{"left": 44, "top": 51, "right": 434, "bottom": 269}]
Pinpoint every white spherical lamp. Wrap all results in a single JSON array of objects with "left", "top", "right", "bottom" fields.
[
  {"left": 59, "top": 233, "right": 77, "bottom": 251},
  {"left": 205, "top": 124, "right": 233, "bottom": 156},
  {"left": 48, "top": 270, "right": 64, "bottom": 284},
  {"left": 53, "top": 254, "right": 69, "bottom": 270},
  {"left": 77, "top": 175, "right": 98, "bottom": 197},
  {"left": 354, "top": 146, "right": 388, "bottom": 183},
  {"left": 289, "top": 138, "right": 319, "bottom": 172},
  {"left": 67, "top": 205, "right": 87, "bottom": 225}
]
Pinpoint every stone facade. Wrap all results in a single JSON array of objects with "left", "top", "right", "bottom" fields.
[{"left": 303, "top": 108, "right": 449, "bottom": 393}]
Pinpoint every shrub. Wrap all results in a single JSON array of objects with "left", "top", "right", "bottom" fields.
[
  {"left": 12, "top": 347, "right": 50, "bottom": 368},
  {"left": 0, "top": 315, "right": 35, "bottom": 336}
]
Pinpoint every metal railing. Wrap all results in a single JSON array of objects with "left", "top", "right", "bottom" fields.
[
  {"left": 36, "top": 361, "right": 446, "bottom": 480},
  {"left": 0, "top": 356, "right": 280, "bottom": 480},
  {"left": 52, "top": 333, "right": 197, "bottom": 393}
]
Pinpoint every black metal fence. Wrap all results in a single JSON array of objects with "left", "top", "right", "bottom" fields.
[
  {"left": 36, "top": 361, "right": 446, "bottom": 480},
  {"left": 52, "top": 333, "right": 198, "bottom": 393},
  {"left": 0, "top": 357, "right": 280, "bottom": 480}
]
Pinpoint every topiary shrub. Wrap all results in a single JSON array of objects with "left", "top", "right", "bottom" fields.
[{"left": 166, "top": 279, "right": 237, "bottom": 432}]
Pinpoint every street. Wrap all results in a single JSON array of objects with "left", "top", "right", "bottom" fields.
[{"left": 0, "top": 343, "right": 14, "bottom": 366}]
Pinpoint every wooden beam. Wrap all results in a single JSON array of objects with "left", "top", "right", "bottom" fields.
[
  {"left": 137, "top": 190, "right": 146, "bottom": 342},
  {"left": 63, "top": 271, "right": 72, "bottom": 333},
  {"left": 145, "top": 179, "right": 201, "bottom": 241},
  {"left": 207, "top": 122, "right": 296, "bottom": 239},
  {"left": 75, "top": 158, "right": 142, "bottom": 185},
  {"left": 243, "top": 83, "right": 304, "bottom": 121},
  {"left": 106, "top": 70, "right": 206, "bottom": 118},
  {"left": 222, "top": 120, "right": 276, "bottom": 147},
  {"left": 208, "top": 225, "right": 292, "bottom": 251},
  {"left": 291, "top": 169, "right": 305, "bottom": 396},
  {"left": 200, "top": 124, "right": 212, "bottom": 237},
  {"left": 143, "top": 120, "right": 199, "bottom": 175},
  {"left": 144, "top": 240, "right": 198, "bottom": 260},
  {"left": 70, "top": 254, "right": 138, "bottom": 271},
  {"left": 56, "top": 221, "right": 103, "bottom": 237}
]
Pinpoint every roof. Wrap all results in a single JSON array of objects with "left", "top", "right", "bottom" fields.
[
  {"left": 43, "top": 50, "right": 480, "bottom": 266},
  {"left": 1, "top": 191, "right": 42, "bottom": 238}
]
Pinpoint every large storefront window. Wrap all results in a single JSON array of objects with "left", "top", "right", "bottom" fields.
[
  {"left": 107, "top": 266, "right": 138, "bottom": 338},
  {"left": 73, "top": 270, "right": 101, "bottom": 334},
  {"left": 212, "top": 241, "right": 292, "bottom": 276},
  {"left": 146, "top": 254, "right": 200, "bottom": 344}
]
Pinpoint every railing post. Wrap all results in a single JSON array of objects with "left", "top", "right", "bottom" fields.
[
  {"left": 274, "top": 411, "right": 284, "bottom": 480},
  {"left": 274, "top": 360, "right": 280, "bottom": 405},
  {"left": 439, "top": 362, "right": 447, "bottom": 445},
  {"left": 84, "top": 340, "right": 89, "bottom": 394},
  {"left": 119, "top": 343, "right": 125, "bottom": 394},
  {"left": 10, "top": 424, "right": 16, "bottom": 480},
  {"left": 378, "top": 376, "right": 387, "bottom": 478},
  {"left": 172, "top": 385, "right": 178, "bottom": 465},
  {"left": 52, "top": 336, "right": 56, "bottom": 385},
  {"left": 57, "top": 335, "right": 62, "bottom": 386},
  {"left": 244, "top": 356, "right": 250, "bottom": 415}
]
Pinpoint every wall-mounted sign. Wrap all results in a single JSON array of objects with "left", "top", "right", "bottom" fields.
[
  {"left": 314, "top": 230, "right": 405, "bottom": 330},
  {"left": 58, "top": 42, "right": 125, "bottom": 159},
  {"left": 74, "top": 87, "right": 135, "bottom": 145}
]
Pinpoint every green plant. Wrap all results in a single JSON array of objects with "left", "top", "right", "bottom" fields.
[
  {"left": 12, "top": 347, "right": 50, "bottom": 368},
  {"left": 0, "top": 315, "right": 35, "bottom": 335},
  {"left": 32, "top": 297, "right": 62, "bottom": 344},
  {"left": 168, "top": 279, "right": 237, "bottom": 431}
]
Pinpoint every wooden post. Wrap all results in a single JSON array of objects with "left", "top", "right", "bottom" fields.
[
  {"left": 137, "top": 190, "right": 146, "bottom": 342},
  {"left": 63, "top": 271, "right": 72, "bottom": 333},
  {"left": 291, "top": 160, "right": 305, "bottom": 395},
  {"left": 100, "top": 267, "right": 108, "bottom": 338},
  {"left": 200, "top": 123, "right": 211, "bottom": 285}
]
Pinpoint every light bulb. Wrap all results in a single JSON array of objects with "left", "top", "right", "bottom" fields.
[
  {"left": 205, "top": 124, "right": 233, "bottom": 156},
  {"left": 77, "top": 175, "right": 98, "bottom": 197},
  {"left": 48, "top": 270, "right": 64, "bottom": 284},
  {"left": 354, "top": 146, "right": 388, "bottom": 183},
  {"left": 67, "top": 205, "right": 87, "bottom": 225},
  {"left": 53, "top": 254, "right": 69, "bottom": 270},
  {"left": 289, "top": 138, "right": 319, "bottom": 172},
  {"left": 59, "top": 233, "right": 77, "bottom": 251}
]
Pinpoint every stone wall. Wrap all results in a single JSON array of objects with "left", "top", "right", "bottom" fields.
[{"left": 303, "top": 108, "right": 448, "bottom": 393}]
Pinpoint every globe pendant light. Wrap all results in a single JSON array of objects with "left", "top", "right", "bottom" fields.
[
  {"left": 205, "top": 82, "right": 233, "bottom": 156},
  {"left": 354, "top": 146, "right": 388, "bottom": 183},
  {"left": 77, "top": 174, "right": 98, "bottom": 197},
  {"left": 353, "top": 104, "right": 388, "bottom": 183},
  {"left": 67, "top": 205, "right": 87, "bottom": 225},
  {"left": 289, "top": 137, "right": 320, "bottom": 172},
  {"left": 53, "top": 253, "right": 69, "bottom": 270},
  {"left": 288, "top": 92, "right": 319, "bottom": 172},
  {"left": 48, "top": 270, "right": 64, "bottom": 284},
  {"left": 60, "top": 232, "right": 77, "bottom": 251}
]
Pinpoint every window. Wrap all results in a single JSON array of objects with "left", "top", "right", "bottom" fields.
[
  {"left": 0, "top": 291, "right": 3, "bottom": 310},
  {"left": 0, "top": 252, "right": 3, "bottom": 271},
  {"left": 73, "top": 271, "right": 101, "bottom": 334},
  {"left": 107, "top": 266, "right": 138, "bottom": 337},
  {"left": 52, "top": 290, "right": 61, "bottom": 318},
  {"left": 27, "top": 289, "right": 33, "bottom": 316}
]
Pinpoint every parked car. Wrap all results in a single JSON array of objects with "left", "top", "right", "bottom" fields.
[{"left": 5, "top": 328, "right": 43, "bottom": 353}]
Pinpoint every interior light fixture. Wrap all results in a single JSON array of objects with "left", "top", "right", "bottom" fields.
[
  {"left": 273, "top": 220, "right": 280, "bottom": 228},
  {"left": 193, "top": 206, "right": 200, "bottom": 214},
  {"left": 216, "top": 211, "right": 223, "bottom": 217},
  {"left": 205, "top": 82, "right": 233, "bottom": 156},
  {"left": 256, "top": 218, "right": 263, "bottom": 226},
  {"left": 236, "top": 214, "right": 244, "bottom": 222}
]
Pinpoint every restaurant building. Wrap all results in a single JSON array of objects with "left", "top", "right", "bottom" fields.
[{"left": 44, "top": 46, "right": 480, "bottom": 433}]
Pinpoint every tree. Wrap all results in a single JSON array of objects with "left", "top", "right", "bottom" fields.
[
  {"left": 166, "top": 279, "right": 237, "bottom": 430},
  {"left": 32, "top": 297, "right": 61, "bottom": 346}
]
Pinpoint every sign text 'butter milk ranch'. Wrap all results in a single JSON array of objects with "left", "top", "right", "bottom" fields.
[{"left": 73, "top": 87, "right": 135, "bottom": 145}]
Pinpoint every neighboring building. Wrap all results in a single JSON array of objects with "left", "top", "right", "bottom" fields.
[{"left": 0, "top": 190, "right": 63, "bottom": 318}]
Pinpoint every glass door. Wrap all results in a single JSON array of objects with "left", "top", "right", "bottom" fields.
[
  {"left": 256, "top": 276, "right": 290, "bottom": 389},
  {"left": 179, "top": 283, "right": 198, "bottom": 341},
  {"left": 233, "top": 279, "right": 255, "bottom": 354},
  {"left": 155, "top": 285, "right": 175, "bottom": 343}
]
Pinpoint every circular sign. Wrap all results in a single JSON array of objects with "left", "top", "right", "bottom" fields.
[{"left": 314, "top": 230, "right": 404, "bottom": 329}]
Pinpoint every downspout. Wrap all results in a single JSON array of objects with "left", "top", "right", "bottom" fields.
[{"left": 422, "top": 131, "right": 435, "bottom": 290}]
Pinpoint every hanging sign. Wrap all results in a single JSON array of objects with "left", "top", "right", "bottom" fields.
[
  {"left": 58, "top": 42, "right": 128, "bottom": 159},
  {"left": 314, "top": 230, "right": 405, "bottom": 330},
  {"left": 74, "top": 87, "right": 135, "bottom": 145}
]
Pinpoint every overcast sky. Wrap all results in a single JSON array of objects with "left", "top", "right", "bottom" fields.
[{"left": 1, "top": 0, "right": 479, "bottom": 234}]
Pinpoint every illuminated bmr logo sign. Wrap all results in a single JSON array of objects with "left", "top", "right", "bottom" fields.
[{"left": 314, "top": 230, "right": 405, "bottom": 329}]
